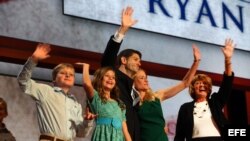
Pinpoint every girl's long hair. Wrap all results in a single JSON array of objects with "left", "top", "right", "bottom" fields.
[{"left": 92, "top": 67, "right": 125, "bottom": 110}]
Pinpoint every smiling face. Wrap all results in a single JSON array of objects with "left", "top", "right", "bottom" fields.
[
  {"left": 189, "top": 74, "right": 212, "bottom": 100},
  {"left": 52, "top": 63, "right": 75, "bottom": 91},
  {"left": 92, "top": 67, "right": 117, "bottom": 95},
  {"left": 133, "top": 69, "right": 149, "bottom": 92},
  {"left": 124, "top": 53, "right": 141, "bottom": 74},
  {"left": 193, "top": 81, "right": 209, "bottom": 99},
  {"left": 102, "top": 70, "right": 116, "bottom": 91},
  {"left": 118, "top": 49, "right": 142, "bottom": 76},
  {"left": 54, "top": 67, "right": 75, "bottom": 88}
]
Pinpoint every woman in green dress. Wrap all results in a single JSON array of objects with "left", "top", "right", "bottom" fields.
[
  {"left": 132, "top": 45, "right": 201, "bottom": 141},
  {"left": 78, "top": 63, "right": 131, "bottom": 141}
]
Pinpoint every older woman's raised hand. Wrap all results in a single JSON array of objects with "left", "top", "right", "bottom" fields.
[{"left": 222, "top": 38, "right": 235, "bottom": 59}]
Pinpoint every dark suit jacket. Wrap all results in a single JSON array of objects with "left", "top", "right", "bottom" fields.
[
  {"left": 101, "top": 36, "right": 140, "bottom": 141},
  {"left": 174, "top": 73, "right": 234, "bottom": 141}
]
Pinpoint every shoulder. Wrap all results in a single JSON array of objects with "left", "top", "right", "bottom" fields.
[
  {"left": 91, "top": 89, "right": 101, "bottom": 101},
  {"left": 32, "top": 81, "right": 53, "bottom": 90},
  {"left": 180, "top": 101, "right": 194, "bottom": 108}
]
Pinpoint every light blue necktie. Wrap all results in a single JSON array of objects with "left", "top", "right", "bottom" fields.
[{"left": 131, "top": 86, "right": 140, "bottom": 106}]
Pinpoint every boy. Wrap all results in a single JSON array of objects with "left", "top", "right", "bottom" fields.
[{"left": 17, "top": 43, "right": 94, "bottom": 141}]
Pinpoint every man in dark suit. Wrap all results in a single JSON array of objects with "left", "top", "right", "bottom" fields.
[{"left": 101, "top": 6, "right": 142, "bottom": 141}]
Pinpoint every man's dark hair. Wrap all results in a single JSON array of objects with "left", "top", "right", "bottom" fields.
[{"left": 117, "top": 49, "right": 142, "bottom": 66}]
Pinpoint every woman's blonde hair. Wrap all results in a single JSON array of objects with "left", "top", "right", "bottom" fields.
[
  {"left": 133, "top": 69, "right": 155, "bottom": 102},
  {"left": 189, "top": 74, "right": 212, "bottom": 100},
  {"left": 143, "top": 88, "right": 156, "bottom": 102}
]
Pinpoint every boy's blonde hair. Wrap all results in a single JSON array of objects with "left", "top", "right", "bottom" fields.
[{"left": 52, "top": 63, "right": 75, "bottom": 80}]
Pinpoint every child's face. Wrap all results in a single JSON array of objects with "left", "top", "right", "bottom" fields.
[
  {"left": 102, "top": 70, "right": 116, "bottom": 91},
  {"left": 54, "top": 67, "right": 75, "bottom": 89},
  {"left": 0, "top": 103, "right": 7, "bottom": 121}
]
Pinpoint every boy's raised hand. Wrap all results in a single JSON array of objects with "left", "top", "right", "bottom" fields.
[{"left": 32, "top": 43, "right": 51, "bottom": 63}]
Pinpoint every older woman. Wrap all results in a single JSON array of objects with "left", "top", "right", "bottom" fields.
[
  {"left": 174, "top": 39, "right": 235, "bottom": 141},
  {"left": 133, "top": 45, "right": 201, "bottom": 141}
]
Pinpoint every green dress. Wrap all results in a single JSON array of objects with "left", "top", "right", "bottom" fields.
[
  {"left": 138, "top": 98, "right": 168, "bottom": 141},
  {"left": 90, "top": 90, "right": 126, "bottom": 141}
]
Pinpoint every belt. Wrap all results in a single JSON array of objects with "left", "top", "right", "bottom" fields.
[
  {"left": 96, "top": 117, "right": 122, "bottom": 129},
  {"left": 39, "top": 134, "right": 66, "bottom": 141}
]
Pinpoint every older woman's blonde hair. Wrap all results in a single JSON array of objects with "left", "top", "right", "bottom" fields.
[{"left": 189, "top": 74, "right": 212, "bottom": 100}]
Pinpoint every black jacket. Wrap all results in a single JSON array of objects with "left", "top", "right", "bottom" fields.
[
  {"left": 101, "top": 36, "right": 140, "bottom": 141},
  {"left": 174, "top": 73, "right": 234, "bottom": 141}
]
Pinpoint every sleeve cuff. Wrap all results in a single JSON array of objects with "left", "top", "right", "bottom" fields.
[
  {"left": 224, "top": 72, "right": 234, "bottom": 77},
  {"left": 26, "top": 57, "right": 38, "bottom": 70},
  {"left": 112, "top": 31, "right": 125, "bottom": 43}
]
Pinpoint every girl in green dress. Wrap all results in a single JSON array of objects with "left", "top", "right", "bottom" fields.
[
  {"left": 132, "top": 45, "right": 201, "bottom": 141},
  {"left": 78, "top": 63, "right": 131, "bottom": 141}
]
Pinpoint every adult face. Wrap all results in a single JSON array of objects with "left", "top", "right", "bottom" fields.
[
  {"left": 125, "top": 53, "right": 141, "bottom": 74},
  {"left": 133, "top": 70, "right": 149, "bottom": 92},
  {"left": 193, "top": 81, "right": 208, "bottom": 99},
  {"left": 54, "top": 67, "right": 75, "bottom": 89},
  {"left": 102, "top": 70, "right": 116, "bottom": 91}
]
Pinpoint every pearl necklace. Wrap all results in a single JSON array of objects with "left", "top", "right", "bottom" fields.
[{"left": 193, "top": 101, "right": 208, "bottom": 118}]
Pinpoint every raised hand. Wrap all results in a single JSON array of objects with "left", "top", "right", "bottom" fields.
[
  {"left": 192, "top": 44, "right": 201, "bottom": 62},
  {"left": 221, "top": 38, "right": 235, "bottom": 59},
  {"left": 119, "top": 6, "right": 138, "bottom": 34},
  {"left": 75, "top": 62, "right": 89, "bottom": 68},
  {"left": 75, "top": 62, "right": 94, "bottom": 99},
  {"left": 222, "top": 38, "right": 235, "bottom": 75},
  {"left": 32, "top": 43, "right": 51, "bottom": 62},
  {"left": 122, "top": 6, "right": 138, "bottom": 28}
]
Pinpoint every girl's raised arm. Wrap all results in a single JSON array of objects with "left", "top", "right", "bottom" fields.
[{"left": 76, "top": 63, "right": 95, "bottom": 99}]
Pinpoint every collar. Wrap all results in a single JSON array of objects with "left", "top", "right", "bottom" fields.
[
  {"left": 131, "top": 86, "right": 140, "bottom": 106},
  {"left": 53, "top": 87, "right": 76, "bottom": 101}
]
